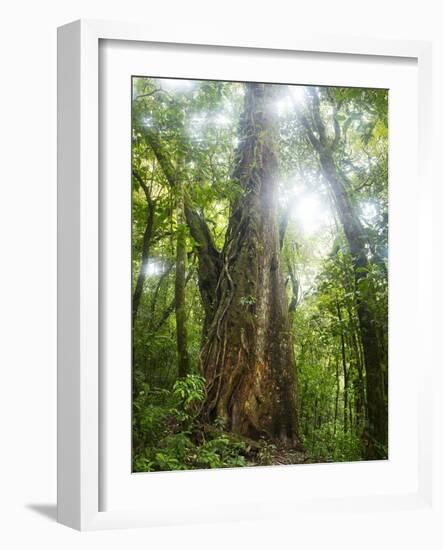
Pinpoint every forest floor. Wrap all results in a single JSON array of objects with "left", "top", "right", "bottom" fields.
[
  {"left": 269, "top": 448, "right": 312, "bottom": 466},
  {"left": 195, "top": 425, "right": 321, "bottom": 468},
  {"left": 210, "top": 428, "right": 320, "bottom": 467}
]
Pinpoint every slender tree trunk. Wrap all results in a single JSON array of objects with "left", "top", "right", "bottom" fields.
[
  {"left": 321, "top": 156, "right": 387, "bottom": 458},
  {"left": 132, "top": 195, "right": 156, "bottom": 327},
  {"left": 287, "top": 260, "right": 299, "bottom": 315},
  {"left": 313, "top": 398, "right": 319, "bottom": 429},
  {"left": 141, "top": 123, "right": 222, "bottom": 341},
  {"left": 334, "top": 357, "right": 340, "bottom": 435},
  {"left": 148, "top": 264, "right": 173, "bottom": 327},
  {"left": 346, "top": 304, "right": 366, "bottom": 430},
  {"left": 354, "top": 338, "right": 366, "bottom": 429},
  {"left": 199, "top": 83, "right": 299, "bottom": 447},
  {"left": 297, "top": 90, "right": 387, "bottom": 459},
  {"left": 175, "top": 184, "right": 190, "bottom": 378},
  {"left": 336, "top": 300, "right": 348, "bottom": 433}
]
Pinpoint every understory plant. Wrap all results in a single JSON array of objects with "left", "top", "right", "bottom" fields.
[{"left": 133, "top": 374, "right": 248, "bottom": 471}]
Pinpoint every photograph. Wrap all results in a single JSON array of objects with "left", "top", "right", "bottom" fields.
[
  {"left": 131, "top": 76, "right": 389, "bottom": 472},
  {"left": 1, "top": 0, "right": 436, "bottom": 542}
]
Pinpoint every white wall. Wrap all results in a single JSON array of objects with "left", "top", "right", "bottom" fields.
[{"left": 0, "top": 1, "right": 441, "bottom": 548}]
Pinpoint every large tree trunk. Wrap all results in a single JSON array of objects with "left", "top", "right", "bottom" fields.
[{"left": 199, "top": 83, "right": 299, "bottom": 447}]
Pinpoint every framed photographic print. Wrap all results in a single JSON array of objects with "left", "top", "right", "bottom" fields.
[
  {"left": 129, "top": 76, "right": 389, "bottom": 470},
  {"left": 57, "top": 19, "right": 433, "bottom": 530}
]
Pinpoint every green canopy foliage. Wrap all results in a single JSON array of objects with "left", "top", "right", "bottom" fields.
[{"left": 131, "top": 77, "right": 388, "bottom": 470}]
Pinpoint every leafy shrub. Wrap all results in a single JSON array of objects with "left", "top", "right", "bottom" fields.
[
  {"left": 133, "top": 374, "right": 249, "bottom": 472},
  {"left": 256, "top": 440, "right": 278, "bottom": 465},
  {"left": 172, "top": 374, "right": 205, "bottom": 412},
  {"left": 301, "top": 422, "right": 363, "bottom": 463},
  {"left": 196, "top": 435, "right": 247, "bottom": 469}
]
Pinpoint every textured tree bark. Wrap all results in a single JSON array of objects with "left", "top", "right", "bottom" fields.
[
  {"left": 175, "top": 185, "right": 190, "bottom": 378},
  {"left": 199, "top": 83, "right": 299, "bottom": 447},
  {"left": 183, "top": 204, "right": 222, "bottom": 338}
]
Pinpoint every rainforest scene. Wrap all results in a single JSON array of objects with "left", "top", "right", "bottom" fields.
[{"left": 131, "top": 77, "right": 388, "bottom": 472}]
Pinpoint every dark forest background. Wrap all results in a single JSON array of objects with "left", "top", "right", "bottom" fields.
[{"left": 131, "top": 78, "right": 388, "bottom": 472}]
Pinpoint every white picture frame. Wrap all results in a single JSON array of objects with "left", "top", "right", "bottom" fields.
[{"left": 57, "top": 19, "right": 433, "bottom": 531}]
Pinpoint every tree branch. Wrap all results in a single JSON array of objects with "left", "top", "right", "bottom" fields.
[
  {"left": 134, "top": 88, "right": 161, "bottom": 101},
  {"left": 279, "top": 203, "right": 291, "bottom": 250},
  {"left": 132, "top": 191, "right": 156, "bottom": 327},
  {"left": 141, "top": 126, "right": 222, "bottom": 324},
  {"left": 308, "top": 87, "right": 326, "bottom": 145},
  {"left": 331, "top": 99, "right": 343, "bottom": 151},
  {"left": 132, "top": 168, "right": 153, "bottom": 205},
  {"left": 295, "top": 108, "right": 322, "bottom": 152},
  {"left": 287, "top": 260, "right": 300, "bottom": 313},
  {"left": 150, "top": 269, "right": 193, "bottom": 333}
]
